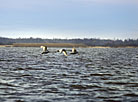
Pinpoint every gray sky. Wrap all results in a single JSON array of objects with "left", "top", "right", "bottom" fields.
[{"left": 0, "top": 0, "right": 138, "bottom": 39}]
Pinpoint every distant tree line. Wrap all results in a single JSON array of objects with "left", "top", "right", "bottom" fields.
[{"left": 0, "top": 37, "right": 138, "bottom": 47}]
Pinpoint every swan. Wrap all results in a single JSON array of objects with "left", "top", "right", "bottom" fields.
[
  {"left": 40, "top": 46, "right": 49, "bottom": 54},
  {"left": 70, "top": 48, "right": 78, "bottom": 54},
  {"left": 57, "top": 49, "right": 68, "bottom": 56}
]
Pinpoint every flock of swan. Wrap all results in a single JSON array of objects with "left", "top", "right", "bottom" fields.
[{"left": 40, "top": 46, "right": 78, "bottom": 56}]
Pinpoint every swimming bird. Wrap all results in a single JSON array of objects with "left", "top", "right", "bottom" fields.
[
  {"left": 70, "top": 48, "right": 78, "bottom": 54},
  {"left": 57, "top": 49, "right": 68, "bottom": 56},
  {"left": 40, "top": 46, "right": 49, "bottom": 54}
]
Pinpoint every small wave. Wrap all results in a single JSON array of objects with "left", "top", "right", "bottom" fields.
[
  {"left": 15, "top": 100, "right": 26, "bottom": 102},
  {"left": 104, "top": 99, "right": 122, "bottom": 102},
  {"left": 0, "top": 59, "right": 14, "bottom": 62},
  {"left": 90, "top": 73, "right": 113, "bottom": 76},
  {"left": 13, "top": 67, "right": 47, "bottom": 71},
  {"left": 105, "top": 81, "right": 129, "bottom": 85},
  {"left": 123, "top": 93, "right": 138, "bottom": 97},
  {"left": 70, "top": 84, "right": 101, "bottom": 89},
  {"left": 85, "top": 64, "right": 95, "bottom": 68},
  {"left": 111, "top": 62, "right": 119, "bottom": 65},
  {"left": 126, "top": 83, "right": 138, "bottom": 87},
  {"left": 0, "top": 82, "right": 18, "bottom": 87},
  {"left": 70, "top": 85, "right": 87, "bottom": 89}
]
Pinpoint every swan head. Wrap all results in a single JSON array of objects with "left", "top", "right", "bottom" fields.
[
  {"left": 72, "top": 48, "right": 77, "bottom": 53},
  {"left": 40, "top": 46, "right": 47, "bottom": 52}
]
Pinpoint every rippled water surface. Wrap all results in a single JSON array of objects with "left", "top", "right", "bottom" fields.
[{"left": 0, "top": 47, "right": 138, "bottom": 102}]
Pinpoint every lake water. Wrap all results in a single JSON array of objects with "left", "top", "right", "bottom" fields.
[{"left": 0, "top": 47, "right": 138, "bottom": 102}]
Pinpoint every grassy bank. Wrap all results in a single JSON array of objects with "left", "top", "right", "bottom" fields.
[{"left": 0, "top": 45, "right": 13, "bottom": 47}]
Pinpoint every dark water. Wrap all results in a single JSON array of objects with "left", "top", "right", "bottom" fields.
[{"left": 0, "top": 47, "right": 138, "bottom": 102}]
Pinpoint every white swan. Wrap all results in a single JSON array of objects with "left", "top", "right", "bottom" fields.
[
  {"left": 57, "top": 49, "right": 68, "bottom": 56},
  {"left": 40, "top": 46, "right": 49, "bottom": 54},
  {"left": 70, "top": 48, "right": 78, "bottom": 54}
]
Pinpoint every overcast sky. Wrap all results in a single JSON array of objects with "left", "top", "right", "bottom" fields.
[{"left": 0, "top": 0, "right": 138, "bottom": 39}]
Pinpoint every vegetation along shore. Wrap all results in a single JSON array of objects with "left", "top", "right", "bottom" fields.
[{"left": 0, "top": 37, "right": 138, "bottom": 47}]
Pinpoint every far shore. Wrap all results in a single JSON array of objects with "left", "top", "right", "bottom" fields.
[
  {"left": 0, "top": 43, "right": 138, "bottom": 48},
  {"left": 12, "top": 43, "right": 87, "bottom": 47}
]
